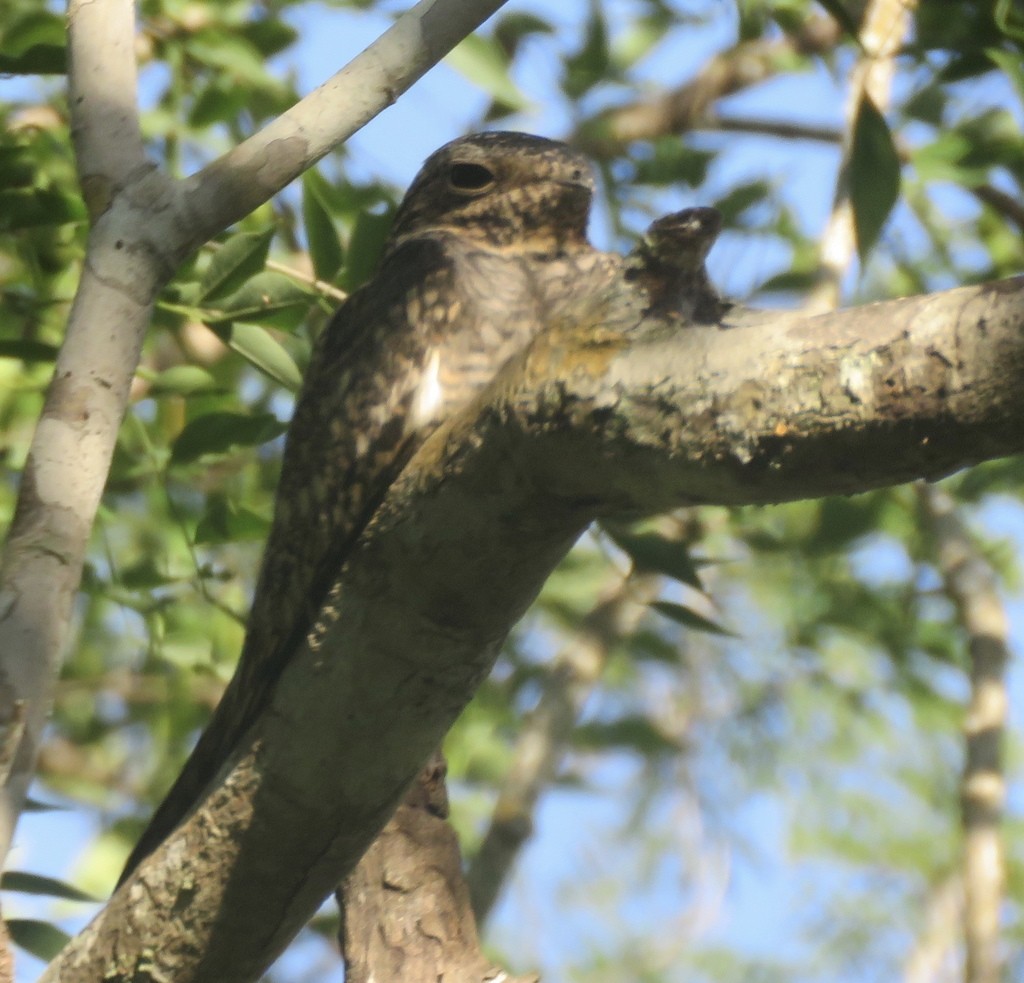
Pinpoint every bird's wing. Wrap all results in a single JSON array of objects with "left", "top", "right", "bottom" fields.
[{"left": 120, "top": 236, "right": 467, "bottom": 881}]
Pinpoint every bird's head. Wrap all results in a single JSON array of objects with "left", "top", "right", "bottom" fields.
[{"left": 388, "top": 131, "right": 596, "bottom": 257}]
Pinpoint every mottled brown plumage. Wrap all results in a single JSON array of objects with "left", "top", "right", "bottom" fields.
[{"left": 120, "top": 132, "right": 617, "bottom": 881}]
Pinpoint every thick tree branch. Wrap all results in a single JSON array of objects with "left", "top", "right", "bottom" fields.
[
  {"left": 339, "top": 753, "right": 537, "bottom": 983},
  {"left": 43, "top": 271, "right": 1024, "bottom": 983},
  {"left": 0, "top": 0, "right": 508, "bottom": 868}
]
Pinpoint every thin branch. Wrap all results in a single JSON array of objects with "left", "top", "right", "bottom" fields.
[
  {"left": 574, "top": 15, "right": 844, "bottom": 158},
  {"left": 918, "top": 486, "right": 1009, "bottom": 983},
  {"left": 701, "top": 113, "right": 843, "bottom": 145},
  {"left": 972, "top": 183, "right": 1024, "bottom": 234},
  {"left": 177, "top": 0, "right": 511, "bottom": 256},
  {"left": 204, "top": 241, "right": 349, "bottom": 303},
  {"left": 264, "top": 258, "right": 348, "bottom": 302},
  {"left": 468, "top": 571, "right": 660, "bottom": 923}
]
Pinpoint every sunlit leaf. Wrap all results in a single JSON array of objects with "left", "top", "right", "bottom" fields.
[
  {"left": 208, "top": 322, "right": 303, "bottom": 391},
  {"left": 147, "top": 365, "right": 223, "bottom": 397},
  {"left": 199, "top": 229, "right": 274, "bottom": 302},
  {"left": 188, "top": 34, "right": 278, "bottom": 87},
  {"left": 202, "top": 272, "right": 312, "bottom": 330},
  {"left": 986, "top": 48, "right": 1024, "bottom": 101},
  {"left": 445, "top": 34, "right": 528, "bottom": 110}
]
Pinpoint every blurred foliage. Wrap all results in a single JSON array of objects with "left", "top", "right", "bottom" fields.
[{"left": 1, "top": 0, "right": 1023, "bottom": 980}]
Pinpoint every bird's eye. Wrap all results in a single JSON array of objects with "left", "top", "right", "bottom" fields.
[{"left": 448, "top": 162, "right": 496, "bottom": 192}]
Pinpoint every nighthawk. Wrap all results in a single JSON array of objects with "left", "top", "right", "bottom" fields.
[{"left": 120, "top": 131, "right": 620, "bottom": 880}]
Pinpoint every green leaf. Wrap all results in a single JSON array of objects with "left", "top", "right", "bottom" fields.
[
  {"left": 0, "top": 339, "right": 59, "bottom": 363},
  {"left": 493, "top": 12, "right": 554, "bottom": 59},
  {"left": 200, "top": 229, "right": 274, "bottom": 302},
  {"left": 194, "top": 495, "right": 271, "bottom": 544},
  {"left": 241, "top": 19, "right": 300, "bottom": 57},
  {"left": 208, "top": 322, "right": 303, "bottom": 391},
  {"left": 632, "top": 139, "right": 714, "bottom": 188},
  {"left": 117, "top": 558, "right": 183, "bottom": 590},
  {"left": 203, "top": 271, "right": 312, "bottom": 329},
  {"left": 995, "top": 0, "right": 1024, "bottom": 42},
  {"left": 445, "top": 34, "right": 528, "bottom": 110},
  {"left": 602, "top": 524, "right": 703, "bottom": 588},
  {"left": 714, "top": 181, "right": 772, "bottom": 224},
  {"left": 2, "top": 871, "right": 96, "bottom": 903},
  {"left": 0, "top": 188, "right": 85, "bottom": 230},
  {"left": 0, "top": 12, "right": 67, "bottom": 74},
  {"left": 849, "top": 93, "right": 901, "bottom": 261},
  {"left": 813, "top": 0, "right": 866, "bottom": 48},
  {"left": 170, "top": 411, "right": 286, "bottom": 466},
  {"left": 187, "top": 34, "right": 278, "bottom": 87},
  {"left": 6, "top": 919, "right": 71, "bottom": 961},
  {"left": 650, "top": 601, "right": 735, "bottom": 637},
  {"left": 302, "top": 171, "right": 345, "bottom": 281},
  {"left": 189, "top": 80, "right": 249, "bottom": 129},
  {"left": 563, "top": 8, "right": 611, "bottom": 98},
  {"left": 575, "top": 715, "right": 682, "bottom": 754},
  {"left": 147, "top": 365, "right": 223, "bottom": 397},
  {"left": 341, "top": 208, "right": 395, "bottom": 293},
  {"left": 0, "top": 147, "right": 36, "bottom": 189},
  {"left": 986, "top": 46, "right": 1024, "bottom": 100}
]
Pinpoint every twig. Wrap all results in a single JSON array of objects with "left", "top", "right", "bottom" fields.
[
  {"left": 574, "top": 15, "right": 843, "bottom": 159},
  {"left": 204, "top": 240, "right": 349, "bottom": 303},
  {"left": 972, "top": 184, "right": 1024, "bottom": 234},
  {"left": 701, "top": 113, "right": 842, "bottom": 144}
]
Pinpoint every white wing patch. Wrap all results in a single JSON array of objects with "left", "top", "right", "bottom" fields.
[{"left": 410, "top": 348, "right": 444, "bottom": 429}]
